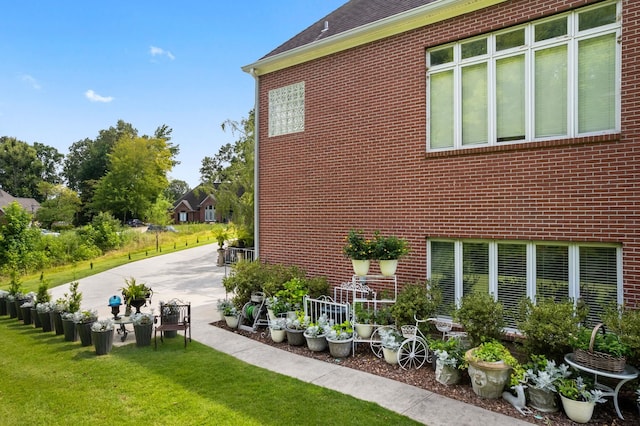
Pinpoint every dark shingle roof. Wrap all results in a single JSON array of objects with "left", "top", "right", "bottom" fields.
[{"left": 263, "top": 0, "right": 436, "bottom": 58}]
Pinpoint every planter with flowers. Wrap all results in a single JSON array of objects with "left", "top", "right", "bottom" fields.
[
  {"left": 557, "top": 376, "right": 606, "bottom": 423},
  {"left": 131, "top": 312, "right": 154, "bottom": 347},
  {"left": 269, "top": 318, "right": 288, "bottom": 343},
  {"left": 521, "top": 355, "right": 571, "bottom": 412},
  {"left": 61, "top": 312, "right": 78, "bottom": 342},
  {"left": 51, "top": 299, "right": 68, "bottom": 335},
  {"left": 379, "top": 327, "right": 403, "bottom": 365},
  {"left": 430, "top": 337, "right": 464, "bottom": 385},
  {"left": 343, "top": 229, "right": 374, "bottom": 276},
  {"left": 32, "top": 280, "right": 51, "bottom": 329},
  {"left": 285, "top": 311, "right": 309, "bottom": 346},
  {"left": 304, "top": 315, "right": 330, "bottom": 352},
  {"left": 160, "top": 300, "right": 180, "bottom": 337},
  {"left": 353, "top": 302, "right": 375, "bottom": 339},
  {"left": 217, "top": 299, "right": 239, "bottom": 329},
  {"left": 20, "top": 293, "right": 36, "bottom": 325},
  {"left": 91, "top": 319, "right": 115, "bottom": 355},
  {"left": 372, "top": 232, "right": 410, "bottom": 276},
  {"left": 121, "top": 277, "right": 152, "bottom": 315},
  {"left": 326, "top": 320, "right": 353, "bottom": 358},
  {"left": 74, "top": 309, "right": 98, "bottom": 346},
  {"left": 0, "top": 290, "right": 7, "bottom": 316}
]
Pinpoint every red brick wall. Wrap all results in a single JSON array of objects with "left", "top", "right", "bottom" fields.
[{"left": 256, "top": 0, "right": 640, "bottom": 307}]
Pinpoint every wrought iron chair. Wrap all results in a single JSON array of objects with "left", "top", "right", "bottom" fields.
[{"left": 154, "top": 299, "right": 191, "bottom": 349}]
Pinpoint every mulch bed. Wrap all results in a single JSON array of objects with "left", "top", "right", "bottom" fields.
[{"left": 211, "top": 320, "right": 639, "bottom": 425}]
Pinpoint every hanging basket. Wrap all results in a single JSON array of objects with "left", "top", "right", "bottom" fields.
[{"left": 573, "top": 323, "right": 626, "bottom": 373}]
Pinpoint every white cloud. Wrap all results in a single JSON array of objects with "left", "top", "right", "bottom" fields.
[
  {"left": 150, "top": 45, "right": 175, "bottom": 60},
  {"left": 21, "top": 74, "right": 41, "bottom": 89},
  {"left": 85, "top": 89, "right": 114, "bottom": 103}
]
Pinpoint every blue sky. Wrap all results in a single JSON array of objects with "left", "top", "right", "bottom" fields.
[{"left": 0, "top": 1, "right": 345, "bottom": 188}]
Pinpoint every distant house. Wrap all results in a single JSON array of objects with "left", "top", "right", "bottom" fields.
[
  {"left": 242, "top": 0, "right": 639, "bottom": 322},
  {"left": 171, "top": 185, "right": 223, "bottom": 224},
  {"left": 0, "top": 189, "right": 40, "bottom": 218}
]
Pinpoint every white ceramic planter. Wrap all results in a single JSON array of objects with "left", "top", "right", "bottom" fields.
[
  {"left": 560, "top": 395, "right": 595, "bottom": 423},
  {"left": 379, "top": 259, "right": 398, "bottom": 276},
  {"left": 435, "top": 359, "right": 461, "bottom": 385},
  {"left": 355, "top": 323, "right": 374, "bottom": 339},
  {"left": 351, "top": 259, "right": 370, "bottom": 276},
  {"left": 382, "top": 346, "right": 399, "bottom": 365},
  {"left": 270, "top": 328, "right": 286, "bottom": 343},
  {"left": 224, "top": 315, "right": 239, "bottom": 329}
]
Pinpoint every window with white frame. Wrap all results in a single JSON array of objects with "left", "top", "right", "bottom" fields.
[
  {"left": 204, "top": 205, "right": 215, "bottom": 222},
  {"left": 428, "top": 239, "right": 621, "bottom": 327},
  {"left": 268, "top": 81, "right": 305, "bottom": 137},
  {"left": 427, "top": 1, "right": 620, "bottom": 151},
  {"left": 179, "top": 211, "right": 187, "bottom": 222}
]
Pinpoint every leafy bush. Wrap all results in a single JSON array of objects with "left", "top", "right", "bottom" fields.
[
  {"left": 390, "top": 281, "right": 441, "bottom": 330},
  {"left": 602, "top": 305, "right": 640, "bottom": 366},
  {"left": 454, "top": 292, "right": 504, "bottom": 347},
  {"left": 77, "top": 212, "right": 123, "bottom": 252},
  {"left": 516, "top": 297, "right": 585, "bottom": 362},
  {"left": 223, "top": 261, "right": 272, "bottom": 308}
]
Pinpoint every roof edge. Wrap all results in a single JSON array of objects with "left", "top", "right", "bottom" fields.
[{"left": 242, "top": 0, "right": 508, "bottom": 76}]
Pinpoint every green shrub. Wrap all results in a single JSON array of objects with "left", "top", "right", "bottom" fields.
[
  {"left": 516, "top": 297, "right": 584, "bottom": 362},
  {"left": 454, "top": 292, "right": 504, "bottom": 347},
  {"left": 223, "top": 261, "right": 273, "bottom": 308},
  {"left": 602, "top": 305, "right": 640, "bottom": 366},
  {"left": 390, "top": 281, "right": 441, "bottom": 330},
  {"left": 306, "top": 276, "right": 329, "bottom": 299}
]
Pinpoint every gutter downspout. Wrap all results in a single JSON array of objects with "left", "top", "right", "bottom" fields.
[{"left": 249, "top": 67, "right": 259, "bottom": 259}]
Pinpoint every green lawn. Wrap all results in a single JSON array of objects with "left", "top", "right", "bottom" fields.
[{"left": 0, "top": 317, "right": 421, "bottom": 425}]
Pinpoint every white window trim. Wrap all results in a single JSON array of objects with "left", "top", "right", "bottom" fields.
[{"left": 426, "top": 0, "right": 621, "bottom": 151}]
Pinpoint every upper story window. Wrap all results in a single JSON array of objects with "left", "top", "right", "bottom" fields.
[
  {"left": 268, "top": 81, "right": 305, "bottom": 137},
  {"left": 427, "top": 1, "right": 620, "bottom": 151}
]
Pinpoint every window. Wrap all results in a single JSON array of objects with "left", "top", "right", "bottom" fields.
[
  {"left": 205, "top": 205, "right": 215, "bottom": 222},
  {"left": 427, "top": 239, "right": 621, "bottom": 327},
  {"left": 427, "top": 1, "right": 620, "bottom": 150},
  {"left": 179, "top": 211, "right": 187, "bottom": 222},
  {"left": 268, "top": 81, "right": 305, "bottom": 137}
]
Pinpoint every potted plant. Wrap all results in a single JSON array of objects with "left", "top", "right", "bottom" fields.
[
  {"left": 268, "top": 317, "right": 288, "bottom": 343},
  {"left": 121, "top": 277, "right": 153, "bottom": 314},
  {"left": 430, "top": 337, "right": 464, "bottom": 385},
  {"left": 326, "top": 320, "right": 353, "bottom": 358},
  {"left": 51, "top": 298, "right": 68, "bottom": 335},
  {"left": 265, "top": 296, "right": 290, "bottom": 320},
  {"left": 36, "top": 301, "right": 54, "bottom": 332},
  {"left": 213, "top": 228, "right": 228, "bottom": 267},
  {"left": 131, "top": 311, "right": 154, "bottom": 347},
  {"left": 521, "top": 355, "right": 571, "bottom": 412},
  {"left": 60, "top": 281, "right": 82, "bottom": 341},
  {"left": 73, "top": 309, "right": 98, "bottom": 346},
  {"left": 570, "top": 324, "right": 629, "bottom": 373},
  {"left": 557, "top": 376, "right": 606, "bottom": 423},
  {"left": 61, "top": 311, "right": 78, "bottom": 342},
  {"left": 19, "top": 293, "right": 35, "bottom": 325},
  {"left": 160, "top": 299, "right": 180, "bottom": 337},
  {"left": 343, "top": 229, "right": 374, "bottom": 276},
  {"left": 464, "top": 340, "right": 518, "bottom": 399},
  {"left": 378, "top": 327, "right": 403, "bottom": 365},
  {"left": 0, "top": 289, "right": 7, "bottom": 316},
  {"left": 32, "top": 278, "right": 51, "bottom": 328},
  {"left": 304, "top": 315, "right": 330, "bottom": 352},
  {"left": 285, "top": 310, "right": 309, "bottom": 346},
  {"left": 275, "top": 277, "right": 308, "bottom": 314},
  {"left": 216, "top": 299, "right": 239, "bottom": 329},
  {"left": 6, "top": 272, "right": 23, "bottom": 319},
  {"left": 353, "top": 302, "right": 375, "bottom": 338},
  {"left": 454, "top": 292, "right": 505, "bottom": 348},
  {"left": 91, "top": 318, "right": 115, "bottom": 355},
  {"left": 372, "top": 232, "right": 409, "bottom": 276}
]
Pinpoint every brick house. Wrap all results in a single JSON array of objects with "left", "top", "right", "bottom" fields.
[
  {"left": 171, "top": 185, "right": 220, "bottom": 224},
  {"left": 242, "top": 0, "right": 638, "bottom": 323},
  {"left": 0, "top": 189, "right": 40, "bottom": 218}
]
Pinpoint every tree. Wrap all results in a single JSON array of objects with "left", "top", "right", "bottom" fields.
[
  {"left": 34, "top": 183, "right": 81, "bottom": 228},
  {"left": 0, "top": 137, "right": 44, "bottom": 200},
  {"left": 164, "top": 179, "right": 190, "bottom": 203},
  {"left": 146, "top": 194, "right": 174, "bottom": 251},
  {"left": 201, "top": 110, "right": 254, "bottom": 235},
  {"left": 33, "top": 142, "right": 63, "bottom": 185},
  {"left": 0, "top": 202, "right": 40, "bottom": 273},
  {"left": 91, "top": 135, "right": 175, "bottom": 222}
]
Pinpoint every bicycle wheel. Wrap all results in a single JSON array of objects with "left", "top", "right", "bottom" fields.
[
  {"left": 398, "top": 337, "right": 429, "bottom": 370},
  {"left": 369, "top": 325, "right": 395, "bottom": 358}
]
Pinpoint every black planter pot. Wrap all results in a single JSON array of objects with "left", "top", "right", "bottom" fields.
[
  {"left": 134, "top": 324, "right": 153, "bottom": 347},
  {"left": 52, "top": 312, "right": 64, "bottom": 335},
  {"left": 39, "top": 311, "right": 53, "bottom": 332},
  {"left": 62, "top": 318, "right": 78, "bottom": 342},
  {"left": 92, "top": 329, "right": 114, "bottom": 355},
  {"left": 0, "top": 297, "right": 6, "bottom": 316},
  {"left": 7, "top": 299, "right": 17, "bottom": 318},
  {"left": 15, "top": 300, "right": 25, "bottom": 320},
  {"left": 20, "top": 306, "right": 32, "bottom": 325},
  {"left": 31, "top": 307, "right": 41, "bottom": 328},
  {"left": 77, "top": 322, "right": 94, "bottom": 346}
]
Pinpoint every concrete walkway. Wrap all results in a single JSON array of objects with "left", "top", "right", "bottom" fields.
[{"left": 50, "top": 244, "right": 531, "bottom": 426}]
